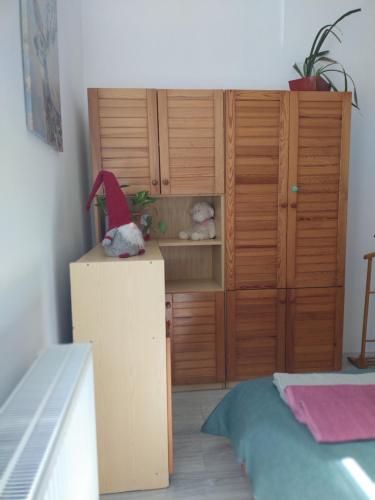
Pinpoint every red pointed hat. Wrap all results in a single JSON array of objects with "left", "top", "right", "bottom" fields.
[{"left": 86, "top": 171, "right": 132, "bottom": 230}]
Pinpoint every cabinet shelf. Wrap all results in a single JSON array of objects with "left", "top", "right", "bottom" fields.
[
  {"left": 158, "top": 238, "right": 222, "bottom": 248},
  {"left": 165, "top": 279, "right": 223, "bottom": 293}
]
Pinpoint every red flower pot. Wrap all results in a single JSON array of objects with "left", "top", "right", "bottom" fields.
[
  {"left": 289, "top": 76, "right": 331, "bottom": 91},
  {"left": 316, "top": 77, "right": 331, "bottom": 91}
]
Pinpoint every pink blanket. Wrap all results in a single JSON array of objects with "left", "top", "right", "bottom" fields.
[{"left": 285, "top": 385, "right": 375, "bottom": 443}]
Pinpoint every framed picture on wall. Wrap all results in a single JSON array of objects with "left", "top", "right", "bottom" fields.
[{"left": 20, "top": 0, "right": 63, "bottom": 152}]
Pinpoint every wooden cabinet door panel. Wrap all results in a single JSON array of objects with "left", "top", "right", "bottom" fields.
[
  {"left": 226, "top": 289, "right": 286, "bottom": 381},
  {"left": 158, "top": 90, "right": 224, "bottom": 195},
  {"left": 170, "top": 292, "right": 225, "bottom": 385},
  {"left": 286, "top": 287, "right": 344, "bottom": 372},
  {"left": 226, "top": 91, "right": 289, "bottom": 290},
  {"left": 287, "top": 92, "right": 351, "bottom": 288},
  {"left": 88, "top": 88, "right": 160, "bottom": 195}
]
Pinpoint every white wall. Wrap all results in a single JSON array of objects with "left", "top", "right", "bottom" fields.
[
  {"left": 82, "top": 0, "right": 375, "bottom": 354},
  {"left": 0, "top": 0, "right": 90, "bottom": 405}
]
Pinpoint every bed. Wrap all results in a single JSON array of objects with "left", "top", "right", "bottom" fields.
[{"left": 201, "top": 375, "right": 375, "bottom": 500}]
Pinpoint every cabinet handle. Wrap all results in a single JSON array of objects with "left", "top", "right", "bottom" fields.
[
  {"left": 166, "top": 301, "right": 171, "bottom": 309},
  {"left": 280, "top": 202, "right": 288, "bottom": 209},
  {"left": 151, "top": 179, "right": 159, "bottom": 186},
  {"left": 290, "top": 202, "right": 298, "bottom": 209},
  {"left": 162, "top": 179, "right": 170, "bottom": 186}
]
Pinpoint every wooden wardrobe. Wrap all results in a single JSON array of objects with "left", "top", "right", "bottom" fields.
[
  {"left": 226, "top": 90, "right": 351, "bottom": 380},
  {"left": 87, "top": 87, "right": 351, "bottom": 388}
]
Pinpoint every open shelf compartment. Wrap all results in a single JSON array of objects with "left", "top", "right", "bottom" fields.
[
  {"left": 150, "top": 194, "right": 225, "bottom": 293},
  {"left": 161, "top": 243, "right": 224, "bottom": 292},
  {"left": 150, "top": 195, "right": 224, "bottom": 242}
]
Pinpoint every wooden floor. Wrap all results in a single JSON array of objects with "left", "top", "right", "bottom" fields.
[
  {"left": 101, "top": 389, "right": 252, "bottom": 500},
  {"left": 100, "top": 357, "right": 357, "bottom": 499}
]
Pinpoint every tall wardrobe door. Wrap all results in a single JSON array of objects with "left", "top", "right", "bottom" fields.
[
  {"left": 226, "top": 289, "right": 286, "bottom": 381},
  {"left": 286, "top": 287, "right": 344, "bottom": 373},
  {"left": 88, "top": 88, "right": 160, "bottom": 195},
  {"left": 157, "top": 90, "right": 224, "bottom": 195},
  {"left": 287, "top": 92, "right": 351, "bottom": 288},
  {"left": 226, "top": 91, "right": 289, "bottom": 290}
]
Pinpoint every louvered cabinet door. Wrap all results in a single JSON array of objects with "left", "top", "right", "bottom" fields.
[
  {"left": 286, "top": 287, "right": 344, "bottom": 372},
  {"left": 287, "top": 92, "right": 351, "bottom": 288},
  {"left": 170, "top": 292, "right": 225, "bottom": 385},
  {"left": 157, "top": 90, "right": 224, "bottom": 194},
  {"left": 226, "top": 289, "right": 286, "bottom": 382},
  {"left": 88, "top": 88, "right": 160, "bottom": 195},
  {"left": 226, "top": 91, "right": 289, "bottom": 290}
]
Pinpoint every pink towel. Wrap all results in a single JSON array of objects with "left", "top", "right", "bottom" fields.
[{"left": 285, "top": 385, "right": 375, "bottom": 443}]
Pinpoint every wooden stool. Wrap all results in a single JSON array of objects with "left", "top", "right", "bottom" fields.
[{"left": 349, "top": 252, "right": 375, "bottom": 368}]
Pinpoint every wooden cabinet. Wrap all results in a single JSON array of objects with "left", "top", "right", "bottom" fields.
[
  {"left": 286, "top": 287, "right": 344, "bottom": 373},
  {"left": 158, "top": 90, "right": 224, "bottom": 194},
  {"left": 70, "top": 242, "right": 169, "bottom": 494},
  {"left": 226, "top": 91, "right": 289, "bottom": 290},
  {"left": 85, "top": 88, "right": 352, "bottom": 385},
  {"left": 88, "top": 88, "right": 224, "bottom": 198},
  {"left": 287, "top": 92, "right": 351, "bottom": 288},
  {"left": 168, "top": 292, "right": 225, "bottom": 386},
  {"left": 88, "top": 88, "right": 160, "bottom": 195},
  {"left": 226, "top": 289, "right": 286, "bottom": 381},
  {"left": 226, "top": 90, "right": 351, "bottom": 377}
]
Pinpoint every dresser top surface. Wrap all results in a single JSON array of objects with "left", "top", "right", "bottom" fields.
[{"left": 73, "top": 240, "right": 163, "bottom": 265}]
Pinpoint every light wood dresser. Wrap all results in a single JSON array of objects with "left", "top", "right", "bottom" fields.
[{"left": 70, "top": 241, "right": 171, "bottom": 495}]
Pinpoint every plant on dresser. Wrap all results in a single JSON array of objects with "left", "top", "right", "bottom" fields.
[{"left": 289, "top": 8, "right": 361, "bottom": 108}]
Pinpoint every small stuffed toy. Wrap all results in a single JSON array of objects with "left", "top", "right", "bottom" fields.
[
  {"left": 179, "top": 202, "right": 216, "bottom": 241},
  {"left": 86, "top": 170, "right": 145, "bottom": 258}
]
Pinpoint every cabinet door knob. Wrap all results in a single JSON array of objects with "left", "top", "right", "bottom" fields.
[
  {"left": 162, "top": 179, "right": 170, "bottom": 186},
  {"left": 151, "top": 179, "right": 159, "bottom": 186},
  {"left": 280, "top": 202, "right": 288, "bottom": 209},
  {"left": 166, "top": 301, "right": 171, "bottom": 309},
  {"left": 290, "top": 202, "right": 298, "bottom": 209}
]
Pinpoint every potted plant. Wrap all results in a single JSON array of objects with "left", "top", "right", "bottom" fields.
[
  {"left": 129, "top": 190, "right": 167, "bottom": 240},
  {"left": 96, "top": 187, "right": 166, "bottom": 240},
  {"left": 289, "top": 8, "right": 361, "bottom": 108}
]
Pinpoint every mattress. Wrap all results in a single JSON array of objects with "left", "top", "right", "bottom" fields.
[{"left": 201, "top": 375, "right": 375, "bottom": 500}]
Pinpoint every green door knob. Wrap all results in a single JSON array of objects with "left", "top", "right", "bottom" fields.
[{"left": 291, "top": 185, "right": 299, "bottom": 193}]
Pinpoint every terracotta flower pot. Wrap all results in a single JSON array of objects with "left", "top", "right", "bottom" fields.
[{"left": 289, "top": 76, "right": 331, "bottom": 92}]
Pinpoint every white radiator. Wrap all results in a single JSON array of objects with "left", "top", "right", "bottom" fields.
[{"left": 0, "top": 344, "right": 99, "bottom": 500}]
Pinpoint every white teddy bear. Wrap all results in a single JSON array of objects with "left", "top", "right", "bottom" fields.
[{"left": 179, "top": 202, "right": 216, "bottom": 241}]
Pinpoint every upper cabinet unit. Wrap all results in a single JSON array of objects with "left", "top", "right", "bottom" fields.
[
  {"left": 158, "top": 90, "right": 224, "bottom": 195},
  {"left": 88, "top": 88, "right": 225, "bottom": 197},
  {"left": 88, "top": 88, "right": 160, "bottom": 195},
  {"left": 225, "top": 90, "right": 351, "bottom": 291},
  {"left": 287, "top": 92, "right": 351, "bottom": 289},
  {"left": 226, "top": 91, "right": 289, "bottom": 291}
]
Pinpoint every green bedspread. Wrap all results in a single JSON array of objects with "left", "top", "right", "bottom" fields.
[{"left": 201, "top": 376, "right": 375, "bottom": 500}]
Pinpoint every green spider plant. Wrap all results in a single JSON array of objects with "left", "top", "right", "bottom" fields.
[
  {"left": 293, "top": 8, "right": 361, "bottom": 108},
  {"left": 96, "top": 185, "right": 156, "bottom": 216}
]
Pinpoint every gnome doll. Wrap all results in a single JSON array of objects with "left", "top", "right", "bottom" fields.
[{"left": 86, "top": 171, "right": 145, "bottom": 258}]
